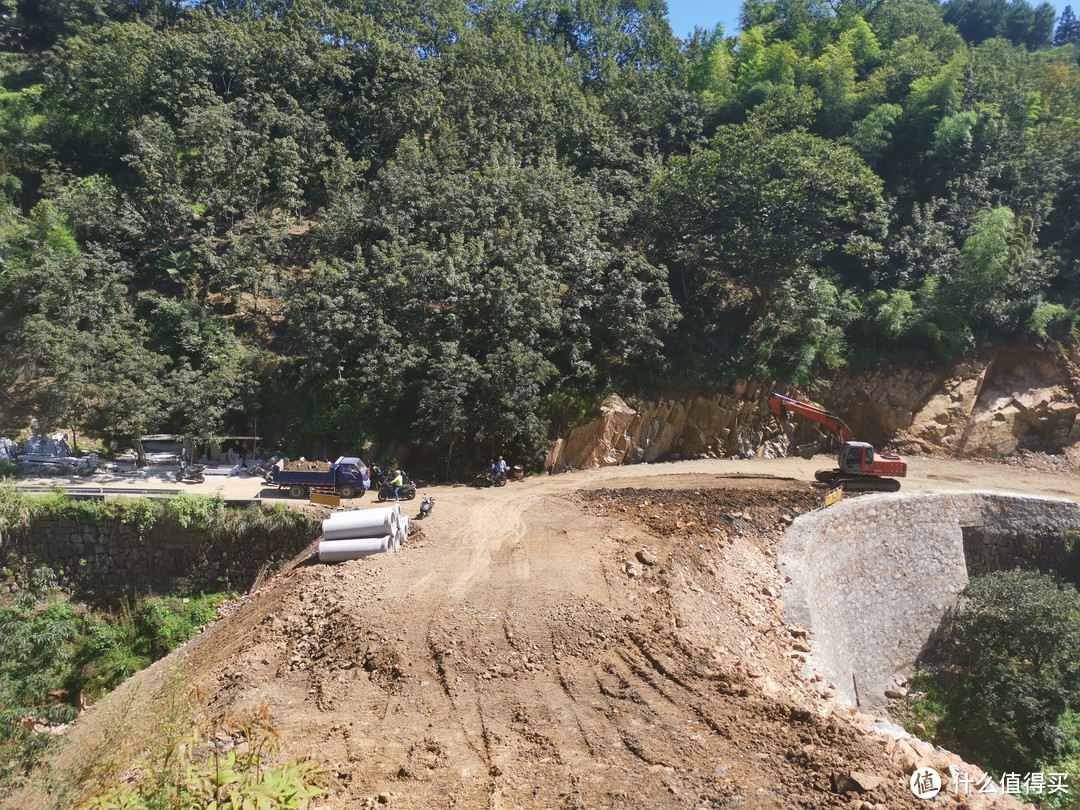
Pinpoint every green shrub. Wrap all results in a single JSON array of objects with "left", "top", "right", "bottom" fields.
[
  {"left": 30, "top": 564, "right": 58, "bottom": 593},
  {"left": 71, "top": 611, "right": 147, "bottom": 702},
  {"left": 4, "top": 491, "right": 319, "bottom": 551},
  {"left": 0, "top": 598, "right": 82, "bottom": 794},
  {"left": 76, "top": 703, "right": 326, "bottom": 810},
  {"left": 114, "top": 498, "right": 160, "bottom": 540},
  {"left": 0, "top": 485, "right": 37, "bottom": 538},
  {"left": 1028, "top": 303, "right": 1080, "bottom": 340},
  {"left": 0, "top": 591, "right": 235, "bottom": 798},
  {"left": 541, "top": 389, "right": 599, "bottom": 438},
  {"left": 33, "top": 492, "right": 106, "bottom": 524},
  {"left": 900, "top": 670, "right": 951, "bottom": 740},
  {"left": 1040, "top": 710, "right": 1080, "bottom": 810},
  {"left": 215, "top": 502, "right": 319, "bottom": 545},
  {"left": 164, "top": 493, "right": 225, "bottom": 531},
  {"left": 934, "top": 570, "right": 1080, "bottom": 771},
  {"left": 133, "top": 594, "right": 230, "bottom": 660}
]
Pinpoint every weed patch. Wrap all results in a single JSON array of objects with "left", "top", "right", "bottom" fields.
[
  {"left": 0, "top": 589, "right": 234, "bottom": 799},
  {"left": 75, "top": 703, "right": 327, "bottom": 810}
]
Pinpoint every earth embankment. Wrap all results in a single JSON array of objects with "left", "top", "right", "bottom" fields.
[{"left": 12, "top": 456, "right": 1072, "bottom": 809}]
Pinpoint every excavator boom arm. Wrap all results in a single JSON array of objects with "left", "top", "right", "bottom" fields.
[{"left": 768, "top": 393, "right": 855, "bottom": 444}]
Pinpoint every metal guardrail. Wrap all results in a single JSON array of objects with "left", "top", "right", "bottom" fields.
[
  {"left": 16, "top": 486, "right": 174, "bottom": 497},
  {"left": 13, "top": 486, "right": 260, "bottom": 507}
]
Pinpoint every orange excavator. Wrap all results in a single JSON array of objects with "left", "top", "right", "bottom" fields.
[{"left": 768, "top": 392, "right": 907, "bottom": 492}]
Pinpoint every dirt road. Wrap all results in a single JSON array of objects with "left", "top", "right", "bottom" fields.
[
  {"left": 20, "top": 453, "right": 1080, "bottom": 503},
  {"left": 19, "top": 456, "right": 1071, "bottom": 809}
]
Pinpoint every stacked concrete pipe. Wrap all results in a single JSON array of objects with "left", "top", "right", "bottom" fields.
[{"left": 319, "top": 504, "right": 404, "bottom": 562}]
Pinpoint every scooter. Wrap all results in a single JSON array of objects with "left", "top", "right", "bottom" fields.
[
  {"left": 377, "top": 477, "right": 417, "bottom": 501},
  {"left": 469, "top": 468, "right": 507, "bottom": 487},
  {"left": 175, "top": 459, "right": 206, "bottom": 484},
  {"left": 418, "top": 496, "right": 435, "bottom": 519}
]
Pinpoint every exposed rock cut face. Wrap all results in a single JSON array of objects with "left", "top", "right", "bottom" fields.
[{"left": 545, "top": 345, "right": 1080, "bottom": 472}]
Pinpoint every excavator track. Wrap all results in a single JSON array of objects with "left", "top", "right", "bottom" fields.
[{"left": 812, "top": 469, "right": 901, "bottom": 492}]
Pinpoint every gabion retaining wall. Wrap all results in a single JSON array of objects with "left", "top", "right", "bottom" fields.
[{"left": 778, "top": 491, "right": 1080, "bottom": 710}]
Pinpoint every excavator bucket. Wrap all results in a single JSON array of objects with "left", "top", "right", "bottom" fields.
[{"left": 795, "top": 442, "right": 818, "bottom": 460}]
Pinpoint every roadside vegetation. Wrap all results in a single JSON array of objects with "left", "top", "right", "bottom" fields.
[
  {"left": 0, "top": 487, "right": 322, "bottom": 800},
  {"left": 1, "top": 596, "right": 327, "bottom": 810},
  {"left": 0, "top": 582, "right": 233, "bottom": 799},
  {"left": 0, "top": 485, "right": 316, "bottom": 544},
  {"left": 898, "top": 570, "right": 1080, "bottom": 808},
  {"left": 73, "top": 702, "right": 327, "bottom": 810}
]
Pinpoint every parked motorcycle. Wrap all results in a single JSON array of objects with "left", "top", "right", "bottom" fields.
[
  {"left": 471, "top": 468, "right": 507, "bottom": 487},
  {"left": 417, "top": 496, "right": 435, "bottom": 519},
  {"left": 377, "top": 476, "right": 417, "bottom": 501},
  {"left": 175, "top": 459, "right": 206, "bottom": 484}
]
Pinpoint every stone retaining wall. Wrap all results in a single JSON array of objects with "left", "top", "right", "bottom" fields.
[
  {"left": 778, "top": 491, "right": 1080, "bottom": 711},
  {"left": 2, "top": 513, "right": 320, "bottom": 595}
]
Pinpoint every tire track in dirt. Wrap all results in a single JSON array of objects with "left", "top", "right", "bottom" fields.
[
  {"left": 20, "top": 460, "right": 1064, "bottom": 809},
  {"left": 366, "top": 483, "right": 659, "bottom": 808},
  {"left": 306, "top": 476, "right": 924, "bottom": 808}
]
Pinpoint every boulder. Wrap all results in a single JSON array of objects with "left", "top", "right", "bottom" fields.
[
  {"left": 21, "top": 434, "right": 71, "bottom": 457},
  {"left": 831, "top": 771, "right": 885, "bottom": 794},
  {"left": 545, "top": 395, "right": 638, "bottom": 471}
]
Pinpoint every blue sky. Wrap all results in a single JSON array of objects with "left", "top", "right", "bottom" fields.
[
  {"left": 665, "top": 0, "right": 747, "bottom": 39},
  {"left": 663, "top": 0, "right": 1068, "bottom": 40}
]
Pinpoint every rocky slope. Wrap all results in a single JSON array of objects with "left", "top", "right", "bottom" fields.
[{"left": 544, "top": 345, "right": 1080, "bottom": 472}]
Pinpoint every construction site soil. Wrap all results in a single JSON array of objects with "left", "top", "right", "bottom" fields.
[
  {"left": 282, "top": 460, "right": 333, "bottom": 472},
  {"left": 12, "top": 462, "right": 1044, "bottom": 810}
]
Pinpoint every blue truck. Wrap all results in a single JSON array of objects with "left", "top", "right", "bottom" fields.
[{"left": 267, "top": 456, "right": 371, "bottom": 499}]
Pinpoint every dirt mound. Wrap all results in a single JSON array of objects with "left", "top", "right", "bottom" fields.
[
  {"left": 283, "top": 460, "right": 332, "bottom": 472},
  {"left": 581, "top": 484, "right": 821, "bottom": 540},
  {"left": 16, "top": 470, "right": 1020, "bottom": 810}
]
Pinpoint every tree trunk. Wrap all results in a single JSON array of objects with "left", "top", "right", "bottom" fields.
[{"left": 133, "top": 438, "right": 147, "bottom": 467}]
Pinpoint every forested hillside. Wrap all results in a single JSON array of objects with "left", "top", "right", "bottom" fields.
[{"left": 0, "top": 0, "right": 1077, "bottom": 468}]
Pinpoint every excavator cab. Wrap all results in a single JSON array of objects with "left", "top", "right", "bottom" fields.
[{"left": 840, "top": 442, "right": 874, "bottom": 474}]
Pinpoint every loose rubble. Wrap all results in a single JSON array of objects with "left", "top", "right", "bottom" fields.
[{"left": 15, "top": 473, "right": 1028, "bottom": 810}]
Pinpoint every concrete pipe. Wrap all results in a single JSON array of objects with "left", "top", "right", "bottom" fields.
[
  {"left": 398, "top": 515, "right": 410, "bottom": 549},
  {"left": 318, "top": 536, "right": 392, "bottom": 562},
  {"left": 323, "top": 507, "right": 399, "bottom": 540}
]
